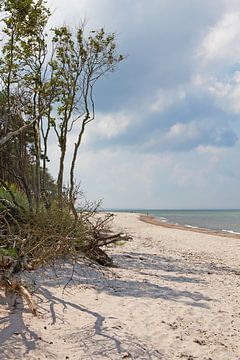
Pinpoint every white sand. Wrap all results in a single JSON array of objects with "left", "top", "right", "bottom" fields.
[{"left": 1, "top": 212, "right": 240, "bottom": 359}]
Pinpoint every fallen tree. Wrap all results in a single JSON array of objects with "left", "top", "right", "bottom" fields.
[{"left": 0, "top": 202, "right": 131, "bottom": 315}]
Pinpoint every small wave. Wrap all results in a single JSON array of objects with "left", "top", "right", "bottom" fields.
[
  {"left": 222, "top": 229, "right": 240, "bottom": 235},
  {"left": 159, "top": 217, "right": 167, "bottom": 222},
  {"left": 185, "top": 224, "right": 199, "bottom": 229}
]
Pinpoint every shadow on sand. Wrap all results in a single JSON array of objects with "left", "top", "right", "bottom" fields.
[
  {"left": 37, "top": 286, "right": 163, "bottom": 360},
  {"left": 112, "top": 251, "right": 240, "bottom": 277},
  {"left": 40, "top": 254, "right": 214, "bottom": 309},
  {"left": 0, "top": 295, "right": 39, "bottom": 360},
  {"left": 2, "top": 247, "right": 233, "bottom": 359}
]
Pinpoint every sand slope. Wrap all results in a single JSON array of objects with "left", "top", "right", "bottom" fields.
[{"left": 0, "top": 212, "right": 240, "bottom": 359}]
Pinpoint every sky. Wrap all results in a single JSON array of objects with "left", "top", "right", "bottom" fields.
[{"left": 47, "top": 0, "right": 240, "bottom": 209}]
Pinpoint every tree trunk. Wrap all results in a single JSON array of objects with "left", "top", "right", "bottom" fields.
[
  {"left": 57, "top": 138, "right": 67, "bottom": 208},
  {"left": 34, "top": 119, "right": 41, "bottom": 211}
]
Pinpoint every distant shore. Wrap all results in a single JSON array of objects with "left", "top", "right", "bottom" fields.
[
  {"left": 106, "top": 209, "right": 240, "bottom": 238},
  {"left": 139, "top": 213, "right": 240, "bottom": 239}
]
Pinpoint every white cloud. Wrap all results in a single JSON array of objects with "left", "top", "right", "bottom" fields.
[
  {"left": 76, "top": 149, "right": 174, "bottom": 207},
  {"left": 198, "top": 12, "right": 240, "bottom": 65},
  {"left": 193, "top": 72, "right": 240, "bottom": 114},
  {"left": 147, "top": 121, "right": 202, "bottom": 151},
  {"left": 196, "top": 145, "right": 224, "bottom": 155},
  {"left": 150, "top": 88, "right": 186, "bottom": 113},
  {"left": 208, "top": 78, "right": 231, "bottom": 97},
  {"left": 190, "top": 11, "right": 240, "bottom": 115},
  {"left": 95, "top": 112, "right": 131, "bottom": 139},
  {"left": 165, "top": 122, "right": 199, "bottom": 141},
  {"left": 83, "top": 112, "right": 131, "bottom": 144},
  {"left": 73, "top": 146, "right": 240, "bottom": 208}
]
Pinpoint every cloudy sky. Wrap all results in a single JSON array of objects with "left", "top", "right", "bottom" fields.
[{"left": 47, "top": 0, "right": 240, "bottom": 209}]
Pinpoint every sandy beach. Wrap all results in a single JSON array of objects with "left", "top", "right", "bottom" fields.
[{"left": 0, "top": 212, "right": 240, "bottom": 360}]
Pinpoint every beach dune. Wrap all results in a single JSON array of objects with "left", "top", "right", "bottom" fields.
[{"left": 0, "top": 212, "right": 240, "bottom": 359}]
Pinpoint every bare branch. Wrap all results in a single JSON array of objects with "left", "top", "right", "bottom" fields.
[{"left": 0, "top": 118, "right": 36, "bottom": 148}]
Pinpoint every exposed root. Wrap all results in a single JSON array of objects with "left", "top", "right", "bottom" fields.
[
  {"left": 81, "top": 231, "right": 132, "bottom": 266},
  {"left": 0, "top": 279, "right": 37, "bottom": 315},
  {"left": 0, "top": 254, "right": 37, "bottom": 315}
]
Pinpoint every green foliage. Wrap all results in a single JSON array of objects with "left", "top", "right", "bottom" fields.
[
  {"left": 1, "top": 0, "right": 50, "bottom": 89},
  {"left": 0, "top": 246, "right": 17, "bottom": 257},
  {"left": 113, "top": 240, "right": 127, "bottom": 247},
  {"left": 0, "top": 183, "right": 29, "bottom": 211},
  {"left": 0, "top": 194, "right": 88, "bottom": 267},
  {"left": 18, "top": 203, "right": 88, "bottom": 265}
]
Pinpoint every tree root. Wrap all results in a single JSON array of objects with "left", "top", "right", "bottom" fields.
[
  {"left": 81, "top": 232, "right": 132, "bottom": 266},
  {"left": 0, "top": 254, "right": 37, "bottom": 315},
  {"left": 0, "top": 279, "right": 37, "bottom": 315},
  {"left": 82, "top": 246, "right": 114, "bottom": 266}
]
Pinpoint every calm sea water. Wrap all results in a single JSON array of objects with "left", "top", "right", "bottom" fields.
[{"left": 107, "top": 209, "right": 240, "bottom": 234}]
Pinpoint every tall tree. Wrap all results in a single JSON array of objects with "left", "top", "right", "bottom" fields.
[
  {"left": 0, "top": 0, "right": 123, "bottom": 212},
  {"left": 50, "top": 26, "right": 123, "bottom": 207}
]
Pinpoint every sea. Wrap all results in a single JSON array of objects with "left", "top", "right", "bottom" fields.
[{"left": 105, "top": 209, "right": 240, "bottom": 235}]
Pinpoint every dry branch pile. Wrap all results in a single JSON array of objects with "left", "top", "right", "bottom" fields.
[{"left": 0, "top": 206, "right": 130, "bottom": 315}]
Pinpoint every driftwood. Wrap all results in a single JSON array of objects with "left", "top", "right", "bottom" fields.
[
  {"left": 0, "top": 255, "right": 37, "bottom": 315},
  {"left": 97, "top": 232, "right": 131, "bottom": 247},
  {"left": 0, "top": 279, "right": 37, "bottom": 315},
  {"left": 81, "top": 231, "right": 131, "bottom": 266},
  {"left": 78, "top": 212, "right": 132, "bottom": 266}
]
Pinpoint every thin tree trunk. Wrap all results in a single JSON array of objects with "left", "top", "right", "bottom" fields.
[
  {"left": 69, "top": 112, "right": 90, "bottom": 220},
  {"left": 33, "top": 115, "right": 41, "bottom": 212},
  {"left": 41, "top": 114, "right": 51, "bottom": 194},
  {"left": 57, "top": 137, "right": 67, "bottom": 207}
]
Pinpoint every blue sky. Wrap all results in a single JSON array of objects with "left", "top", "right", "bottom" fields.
[{"left": 47, "top": 0, "right": 240, "bottom": 209}]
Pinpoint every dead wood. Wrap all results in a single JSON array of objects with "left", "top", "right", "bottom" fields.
[
  {"left": 0, "top": 209, "right": 131, "bottom": 313},
  {"left": 0, "top": 278, "right": 37, "bottom": 315},
  {"left": 81, "top": 226, "right": 131, "bottom": 266},
  {"left": 0, "top": 254, "right": 37, "bottom": 315}
]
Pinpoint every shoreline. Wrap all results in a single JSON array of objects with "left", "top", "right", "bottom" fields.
[{"left": 136, "top": 213, "right": 240, "bottom": 239}]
